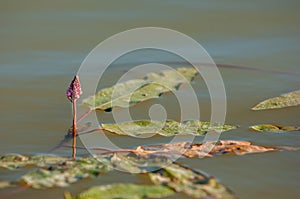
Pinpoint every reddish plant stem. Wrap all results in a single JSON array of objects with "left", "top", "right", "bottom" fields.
[
  {"left": 72, "top": 99, "right": 77, "bottom": 159},
  {"left": 62, "top": 145, "right": 136, "bottom": 154},
  {"left": 78, "top": 127, "right": 103, "bottom": 136},
  {"left": 75, "top": 63, "right": 300, "bottom": 122},
  {"left": 77, "top": 109, "right": 92, "bottom": 123}
]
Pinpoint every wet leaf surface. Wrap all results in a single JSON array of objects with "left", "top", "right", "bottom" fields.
[
  {"left": 110, "top": 153, "right": 173, "bottom": 173},
  {"left": 252, "top": 90, "right": 300, "bottom": 110},
  {"left": 21, "top": 156, "right": 113, "bottom": 189},
  {"left": 149, "top": 163, "right": 237, "bottom": 199},
  {"left": 70, "top": 183, "right": 175, "bottom": 199},
  {"left": 0, "top": 154, "right": 68, "bottom": 170},
  {"left": 102, "top": 120, "right": 238, "bottom": 137},
  {"left": 82, "top": 67, "right": 198, "bottom": 111},
  {"left": 1, "top": 139, "right": 298, "bottom": 194},
  {"left": 111, "top": 153, "right": 142, "bottom": 173},
  {"left": 250, "top": 124, "right": 300, "bottom": 132}
]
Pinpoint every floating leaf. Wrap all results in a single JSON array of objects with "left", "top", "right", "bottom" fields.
[
  {"left": 110, "top": 153, "right": 173, "bottom": 173},
  {"left": 21, "top": 156, "right": 113, "bottom": 189},
  {"left": 0, "top": 154, "right": 31, "bottom": 170},
  {"left": 149, "top": 163, "right": 237, "bottom": 199},
  {"left": 135, "top": 140, "right": 277, "bottom": 158},
  {"left": 252, "top": 90, "right": 300, "bottom": 110},
  {"left": 250, "top": 124, "right": 300, "bottom": 133},
  {"left": 2, "top": 140, "right": 298, "bottom": 191},
  {"left": 82, "top": 67, "right": 198, "bottom": 111},
  {"left": 71, "top": 183, "right": 175, "bottom": 199},
  {"left": 111, "top": 153, "right": 142, "bottom": 173},
  {"left": 101, "top": 120, "right": 238, "bottom": 137},
  {"left": 0, "top": 154, "right": 68, "bottom": 170}
]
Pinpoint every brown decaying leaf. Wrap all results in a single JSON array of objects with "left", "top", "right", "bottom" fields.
[{"left": 134, "top": 140, "right": 277, "bottom": 158}]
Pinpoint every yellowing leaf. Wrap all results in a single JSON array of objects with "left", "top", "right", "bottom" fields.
[
  {"left": 252, "top": 90, "right": 300, "bottom": 110},
  {"left": 0, "top": 154, "right": 68, "bottom": 170},
  {"left": 110, "top": 153, "right": 173, "bottom": 173},
  {"left": 72, "top": 183, "right": 174, "bottom": 199},
  {"left": 21, "top": 156, "right": 113, "bottom": 189},
  {"left": 149, "top": 163, "right": 237, "bottom": 199},
  {"left": 111, "top": 153, "right": 142, "bottom": 173},
  {"left": 101, "top": 120, "right": 238, "bottom": 137},
  {"left": 82, "top": 67, "right": 198, "bottom": 111},
  {"left": 250, "top": 124, "right": 300, "bottom": 132}
]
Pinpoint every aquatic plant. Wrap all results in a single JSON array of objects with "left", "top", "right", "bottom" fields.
[
  {"left": 66, "top": 75, "right": 82, "bottom": 159},
  {"left": 1, "top": 67, "right": 299, "bottom": 199}
]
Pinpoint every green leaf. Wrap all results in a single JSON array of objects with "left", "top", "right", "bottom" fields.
[
  {"left": 110, "top": 153, "right": 173, "bottom": 173},
  {"left": 101, "top": 120, "right": 238, "bottom": 137},
  {"left": 21, "top": 156, "right": 113, "bottom": 189},
  {"left": 250, "top": 124, "right": 300, "bottom": 133},
  {"left": 0, "top": 154, "right": 30, "bottom": 170},
  {"left": 82, "top": 67, "right": 198, "bottom": 111},
  {"left": 252, "top": 90, "right": 300, "bottom": 110},
  {"left": 111, "top": 153, "right": 142, "bottom": 173},
  {"left": 149, "top": 163, "right": 237, "bottom": 199},
  {"left": 0, "top": 154, "right": 68, "bottom": 170},
  {"left": 72, "top": 183, "right": 175, "bottom": 199}
]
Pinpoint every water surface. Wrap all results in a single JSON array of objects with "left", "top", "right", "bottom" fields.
[{"left": 0, "top": 1, "right": 299, "bottom": 198}]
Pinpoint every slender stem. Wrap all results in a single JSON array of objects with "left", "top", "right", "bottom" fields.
[
  {"left": 77, "top": 109, "right": 92, "bottom": 123},
  {"left": 72, "top": 99, "right": 77, "bottom": 159},
  {"left": 62, "top": 145, "right": 137, "bottom": 154},
  {"left": 78, "top": 127, "right": 103, "bottom": 136}
]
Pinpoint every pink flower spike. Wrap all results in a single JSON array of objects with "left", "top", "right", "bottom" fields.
[{"left": 66, "top": 75, "right": 82, "bottom": 102}]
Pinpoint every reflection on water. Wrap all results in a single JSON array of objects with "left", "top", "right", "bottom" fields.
[{"left": 0, "top": 1, "right": 299, "bottom": 199}]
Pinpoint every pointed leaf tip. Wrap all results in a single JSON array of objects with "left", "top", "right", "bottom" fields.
[{"left": 66, "top": 75, "right": 82, "bottom": 102}]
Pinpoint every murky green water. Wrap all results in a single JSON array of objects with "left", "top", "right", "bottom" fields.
[{"left": 0, "top": 1, "right": 299, "bottom": 198}]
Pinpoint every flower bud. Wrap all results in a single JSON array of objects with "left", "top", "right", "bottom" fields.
[{"left": 66, "top": 75, "right": 82, "bottom": 102}]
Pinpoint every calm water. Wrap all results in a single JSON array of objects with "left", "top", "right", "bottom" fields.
[{"left": 0, "top": 1, "right": 299, "bottom": 198}]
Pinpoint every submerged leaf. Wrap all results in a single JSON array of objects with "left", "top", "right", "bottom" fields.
[
  {"left": 82, "top": 67, "right": 198, "bottom": 111},
  {"left": 72, "top": 183, "right": 174, "bottom": 199},
  {"left": 250, "top": 124, "right": 300, "bottom": 133},
  {"left": 102, "top": 120, "right": 238, "bottom": 137},
  {"left": 252, "top": 90, "right": 300, "bottom": 110},
  {"left": 149, "top": 163, "right": 237, "bottom": 199}
]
